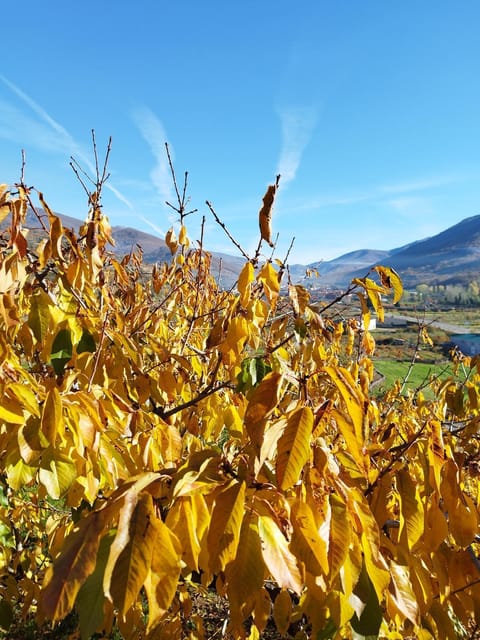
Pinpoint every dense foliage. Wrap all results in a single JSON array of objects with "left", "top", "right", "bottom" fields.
[{"left": 0, "top": 166, "right": 480, "bottom": 640}]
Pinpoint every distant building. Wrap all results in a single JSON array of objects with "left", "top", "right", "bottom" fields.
[{"left": 449, "top": 334, "right": 480, "bottom": 356}]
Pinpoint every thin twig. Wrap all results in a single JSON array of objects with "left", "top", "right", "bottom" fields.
[{"left": 205, "top": 200, "right": 250, "bottom": 261}]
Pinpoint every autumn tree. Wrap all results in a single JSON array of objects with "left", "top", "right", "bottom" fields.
[{"left": 0, "top": 151, "right": 479, "bottom": 639}]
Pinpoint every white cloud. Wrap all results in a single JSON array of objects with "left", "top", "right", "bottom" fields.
[
  {"left": 379, "top": 174, "right": 464, "bottom": 195},
  {"left": 138, "top": 215, "right": 165, "bottom": 237},
  {"left": 0, "top": 75, "right": 135, "bottom": 211},
  {"left": 132, "top": 107, "right": 173, "bottom": 206},
  {"left": 276, "top": 106, "right": 317, "bottom": 186},
  {"left": 387, "top": 196, "right": 433, "bottom": 217}
]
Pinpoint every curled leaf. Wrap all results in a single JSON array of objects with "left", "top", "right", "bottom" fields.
[{"left": 259, "top": 175, "right": 280, "bottom": 247}]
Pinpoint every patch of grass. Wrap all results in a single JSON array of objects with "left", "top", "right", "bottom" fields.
[{"left": 373, "top": 359, "right": 454, "bottom": 398}]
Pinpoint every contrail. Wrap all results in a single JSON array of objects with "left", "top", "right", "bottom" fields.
[
  {"left": 276, "top": 106, "right": 317, "bottom": 186},
  {"left": 0, "top": 75, "right": 135, "bottom": 211}
]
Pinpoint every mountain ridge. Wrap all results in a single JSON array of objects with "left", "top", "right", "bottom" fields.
[{"left": 16, "top": 209, "right": 480, "bottom": 289}]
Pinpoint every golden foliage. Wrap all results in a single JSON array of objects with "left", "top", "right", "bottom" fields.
[{"left": 0, "top": 177, "right": 478, "bottom": 640}]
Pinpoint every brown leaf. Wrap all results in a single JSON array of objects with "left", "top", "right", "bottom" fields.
[{"left": 259, "top": 175, "right": 280, "bottom": 247}]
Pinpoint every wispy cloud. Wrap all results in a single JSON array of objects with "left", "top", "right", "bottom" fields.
[
  {"left": 0, "top": 75, "right": 135, "bottom": 210},
  {"left": 0, "top": 75, "right": 80, "bottom": 154},
  {"left": 132, "top": 107, "right": 173, "bottom": 206},
  {"left": 276, "top": 106, "right": 317, "bottom": 186},
  {"left": 285, "top": 170, "right": 472, "bottom": 214},
  {"left": 138, "top": 214, "right": 165, "bottom": 236},
  {"left": 379, "top": 174, "right": 464, "bottom": 195}
]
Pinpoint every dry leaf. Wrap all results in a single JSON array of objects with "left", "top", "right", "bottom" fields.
[{"left": 259, "top": 175, "right": 280, "bottom": 247}]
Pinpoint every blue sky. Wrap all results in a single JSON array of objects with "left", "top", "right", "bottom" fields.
[{"left": 2, "top": 1, "right": 480, "bottom": 263}]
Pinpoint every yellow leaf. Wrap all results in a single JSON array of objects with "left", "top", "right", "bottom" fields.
[
  {"left": 103, "top": 473, "right": 161, "bottom": 600},
  {"left": 328, "top": 494, "right": 350, "bottom": 582},
  {"left": 144, "top": 517, "right": 182, "bottom": 631},
  {"left": 290, "top": 498, "right": 329, "bottom": 576},
  {"left": 449, "top": 492, "right": 479, "bottom": 547},
  {"left": 0, "top": 400, "right": 25, "bottom": 424},
  {"left": 41, "top": 387, "right": 62, "bottom": 444},
  {"left": 276, "top": 406, "right": 313, "bottom": 490},
  {"left": 397, "top": 468, "right": 424, "bottom": 551},
  {"left": 6, "top": 457, "right": 36, "bottom": 490},
  {"left": 426, "top": 419, "right": 445, "bottom": 492},
  {"left": 289, "top": 284, "right": 310, "bottom": 315},
  {"left": 324, "top": 366, "right": 365, "bottom": 441},
  {"left": 39, "top": 510, "right": 108, "bottom": 621},
  {"left": 208, "top": 480, "right": 246, "bottom": 573},
  {"left": 166, "top": 496, "right": 203, "bottom": 571},
  {"left": 387, "top": 560, "right": 419, "bottom": 625},
  {"left": 8, "top": 382, "right": 40, "bottom": 418},
  {"left": 374, "top": 265, "right": 403, "bottom": 304},
  {"left": 18, "top": 419, "right": 48, "bottom": 464},
  {"left": 258, "top": 262, "right": 280, "bottom": 303},
  {"left": 238, "top": 262, "right": 255, "bottom": 307},
  {"left": 244, "top": 371, "right": 282, "bottom": 451},
  {"left": 258, "top": 514, "right": 303, "bottom": 594},
  {"left": 423, "top": 496, "right": 448, "bottom": 553},
  {"left": 273, "top": 589, "right": 291, "bottom": 635},
  {"left": 226, "top": 516, "right": 266, "bottom": 630},
  {"left": 356, "top": 292, "right": 371, "bottom": 331},
  {"left": 352, "top": 494, "right": 390, "bottom": 602},
  {"left": 76, "top": 531, "right": 115, "bottom": 639},
  {"left": 28, "top": 289, "right": 53, "bottom": 343},
  {"left": 108, "top": 493, "right": 156, "bottom": 615},
  {"left": 178, "top": 224, "right": 189, "bottom": 246},
  {"left": 165, "top": 227, "right": 178, "bottom": 254},
  {"left": 39, "top": 450, "right": 77, "bottom": 499}
]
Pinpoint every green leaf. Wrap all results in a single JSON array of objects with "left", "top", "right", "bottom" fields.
[
  {"left": 77, "top": 329, "right": 96, "bottom": 354},
  {"left": 236, "top": 356, "right": 272, "bottom": 393},
  {"left": 316, "top": 618, "right": 338, "bottom": 640},
  {"left": 0, "top": 599, "right": 13, "bottom": 631},
  {"left": 351, "top": 563, "right": 383, "bottom": 636},
  {"left": 50, "top": 328, "right": 73, "bottom": 375}
]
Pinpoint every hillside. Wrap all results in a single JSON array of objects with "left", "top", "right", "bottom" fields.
[{"left": 8, "top": 207, "right": 480, "bottom": 289}]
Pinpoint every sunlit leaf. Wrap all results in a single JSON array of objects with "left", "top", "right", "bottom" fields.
[
  {"left": 38, "top": 449, "right": 77, "bottom": 499},
  {"left": 208, "top": 480, "right": 246, "bottom": 573},
  {"left": 144, "top": 518, "right": 182, "bottom": 631},
  {"left": 41, "top": 387, "right": 63, "bottom": 444},
  {"left": 109, "top": 493, "right": 157, "bottom": 615},
  {"left": 397, "top": 468, "right": 424, "bottom": 551},
  {"left": 244, "top": 371, "right": 282, "bottom": 450},
  {"left": 276, "top": 406, "right": 313, "bottom": 490},
  {"left": 258, "top": 514, "right": 302, "bottom": 594},
  {"left": 374, "top": 265, "right": 403, "bottom": 304},
  {"left": 226, "top": 516, "right": 266, "bottom": 629},
  {"left": 238, "top": 261, "right": 255, "bottom": 307},
  {"left": 290, "top": 498, "right": 329, "bottom": 576}
]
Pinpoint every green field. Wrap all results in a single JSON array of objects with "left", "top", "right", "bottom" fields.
[{"left": 373, "top": 359, "right": 455, "bottom": 397}]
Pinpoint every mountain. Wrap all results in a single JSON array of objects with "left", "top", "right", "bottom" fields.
[
  {"left": 375, "top": 215, "right": 480, "bottom": 287},
  {"left": 11, "top": 208, "right": 480, "bottom": 289}
]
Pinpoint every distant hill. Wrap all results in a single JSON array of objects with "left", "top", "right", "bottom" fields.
[{"left": 7, "top": 208, "right": 480, "bottom": 289}]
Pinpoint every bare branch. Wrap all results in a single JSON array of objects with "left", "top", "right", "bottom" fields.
[{"left": 205, "top": 200, "right": 251, "bottom": 261}]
